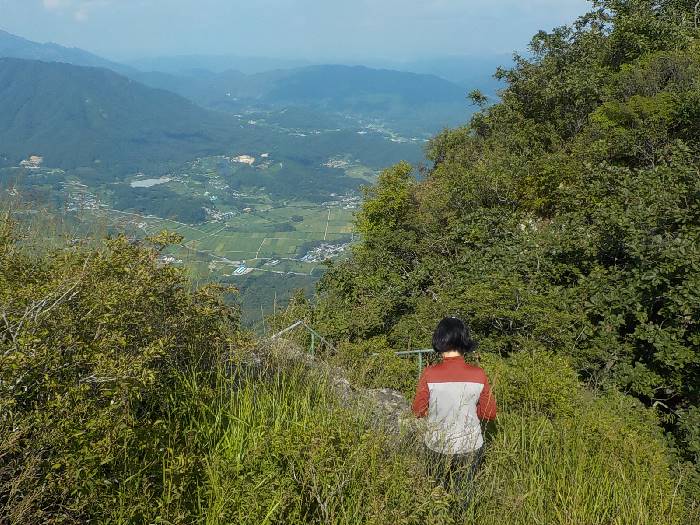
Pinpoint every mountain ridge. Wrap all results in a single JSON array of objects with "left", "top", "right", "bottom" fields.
[
  {"left": 133, "top": 64, "right": 471, "bottom": 135},
  {"left": 0, "top": 57, "right": 243, "bottom": 172},
  {"left": 0, "top": 29, "right": 134, "bottom": 75},
  {"left": 0, "top": 29, "right": 473, "bottom": 134}
]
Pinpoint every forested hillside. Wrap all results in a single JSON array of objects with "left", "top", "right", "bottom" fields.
[
  {"left": 306, "top": 0, "right": 699, "bottom": 495},
  {"left": 0, "top": 58, "right": 245, "bottom": 172}
]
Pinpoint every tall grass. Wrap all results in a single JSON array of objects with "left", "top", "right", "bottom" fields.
[
  {"left": 471, "top": 409, "right": 686, "bottom": 524},
  {"left": 470, "top": 351, "right": 691, "bottom": 524},
  {"left": 105, "top": 352, "right": 454, "bottom": 525},
  {"left": 102, "top": 347, "right": 693, "bottom": 525}
]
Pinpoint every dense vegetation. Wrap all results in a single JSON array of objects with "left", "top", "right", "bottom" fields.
[
  {"left": 1, "top": 219, "right": 692, "bottom": 523},
  {"left": 296, "top": 0, "right": 700, "bottom": 516},
  {"left": 0, "top": 222, "right": 452, "bottom": 524},
  {"left": 0, "top": 225, "right": 236, "bottom": 522},
  {"left": 2, "top": 0, "right": 700, "bottom": 523}
]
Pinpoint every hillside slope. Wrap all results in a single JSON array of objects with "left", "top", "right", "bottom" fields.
[
  {"left": 137, "top": 65, "right": 472, "bottom": 135},
  {"left": 309, "top": 0, "right": 700, "bottom": 508},
  {"left": 0, "top": 58, "right": 245, "bottom": 172},
  {"left": 0, "top": 219, "right": 692, "bottom": 524}
]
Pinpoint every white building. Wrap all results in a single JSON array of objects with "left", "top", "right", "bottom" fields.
[
  {"left": 20, "top": 155, "right": 44, "bottom": 169},
  {"left": 231, "top": 155, "right": 256, "bottom": 166}
]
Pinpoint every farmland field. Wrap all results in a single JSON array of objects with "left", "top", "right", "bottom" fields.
[
  {"left": 1, "top": 103, "right": 426, "bottom": 323},
  {"left": 1, "top": 153, "right": 369, "bottom": 323}
]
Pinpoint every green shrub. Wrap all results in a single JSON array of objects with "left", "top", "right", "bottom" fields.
[
  {"left": 0, "top": 225, "right": 242, "bottom": 523},
  {"left": 0, "top": 222, "right": 455, "bottom": 524},
  {"left": 331, "top": 336, "right": 419, "bottom": 397},
  {"left": 480, "top": 350, "right": 582, "bottom": 418},
  {"left": 311, "top": 1, "right": 700, "bottom": 475}
]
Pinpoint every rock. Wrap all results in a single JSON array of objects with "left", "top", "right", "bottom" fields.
[{"left": 262, "top": 338, "right": 419, "bottom": 434}]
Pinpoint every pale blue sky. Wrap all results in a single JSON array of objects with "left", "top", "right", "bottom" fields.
[{"left": 0, "top": 0, "right": 591, "bottom": 61}]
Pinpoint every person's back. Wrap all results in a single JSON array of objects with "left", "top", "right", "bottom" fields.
[
  {"left": 413, "top": 356, "right": 495, "bottom": 454},
  {"left": 412, "top": 317, "right": 496, "bottom": 488}
]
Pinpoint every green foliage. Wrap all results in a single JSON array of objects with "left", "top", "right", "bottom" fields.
[
  {"left": 467, "top": 89, "right": 488, "bottom": 107},
  {"left": 356, "top": 161, "right": 417, "bottom": 242},
  {"left": 188, "top": 356, "right": 453, "bottom": 525},
  {"left": 480, "top": 350, "right": 581, "bottom": 418},
  {"left": 0, "top": 223, "right": 242, "bottom": 523},
  {"left": 331, "top": 336, "right": 419, "bottom": 397},
  {"left": 0, "top": 223, "right": 456, "bottom": 524},
  {"left": 473, "top": 347, "right": 688, "bottom": 524},
  {"left": 112, "top": 184, "right": 209, "bottom": 223},
  {"left": 311, "top": 0, "right": 700, "bottom": 515},
  {"left": 303, "top": 338, "right": 693, "bottom": 523}
]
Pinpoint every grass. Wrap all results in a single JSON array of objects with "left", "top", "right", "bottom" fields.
[
  {"left": 472, "top": 408, "right": 687, "bottom": 524},
  {"left": 105, "top": 352, "right": 454, "bottom": 525},
  {"left": 297, "top": 339, "right": 695, "bottom": 524},
  {"left": 99, "top": 344, "right": 693, "bottom": 525},
  {"left": 2, "top": 210, "right": 694, "bottom": 524}
]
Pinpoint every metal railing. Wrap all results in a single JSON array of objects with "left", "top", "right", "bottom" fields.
[
  {"left": 394, "top": 348, "right": 434, "bottom": 377},
  {"left": 270, "top": 320, "right": 434, "bottom": 378},
  {"left": 270, "top": 320, "right": 336, "bottom": 357}
]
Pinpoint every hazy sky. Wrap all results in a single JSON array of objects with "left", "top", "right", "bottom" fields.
[{"left": 1, "top": 0, "right": 591, "bottom": 61}]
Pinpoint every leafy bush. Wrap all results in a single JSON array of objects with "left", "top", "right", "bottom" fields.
[
  {"left": 0, "top": 223, "right": 241, "bottom": 523},
  {"left": 330, "top": 336, "right": 420, "bottom": 397},
  {"left": 480, "top": 350, "right": 581, "bottom": 418}
]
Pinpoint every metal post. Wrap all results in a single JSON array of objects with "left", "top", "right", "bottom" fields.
[
  {"left": 310, "top": 332, "right": 316, "bottom": 356},
  {"left": 418, "top": 352, "right": 423, "bottom": 377}
]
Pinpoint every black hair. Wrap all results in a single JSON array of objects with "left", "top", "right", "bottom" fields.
[{"left": 432, "top": 317, "right": 476, "bottom": 354}]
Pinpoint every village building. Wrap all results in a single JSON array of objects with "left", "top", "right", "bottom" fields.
[{"left": 20, "top": 155, "right": 44, "bottom": 169}]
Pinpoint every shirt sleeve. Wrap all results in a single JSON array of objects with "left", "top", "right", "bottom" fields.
[
  {"left": 412, "top": 370, "right": 429, "bottom": 418},
  {"left": 476, "top": 373, "right": 497, "bottom": 420}
]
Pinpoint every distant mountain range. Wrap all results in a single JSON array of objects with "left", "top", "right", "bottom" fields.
[
  {"left": 0, "top": 29, "right": 134, "bottom": 75},
  {"left": 0, "top": 29, "right": 490, "bottom": 174},
  {"left": 0, "top": 57, "right": 424, "bottom": 174},
  {"left": 128, "top": 54, "right": 311, "bottom": 75},
  {"left": 0, "top": 29, "right": 487, "bottom": 135},
  {"left": 127, "top": 53, "right": 510, "bottom": 90},
  {"left": 383, "top": 55, "right": 510, "bottom": 90},
  {"left": 132, "top": 64, "right": 472, "bottom": 135},
  {"left": 0, "top": 58, "right": 244, "bottom": 172}
]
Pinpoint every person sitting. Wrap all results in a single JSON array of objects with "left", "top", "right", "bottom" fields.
[{"left": 412, "top": 316, "right": 497, "bottom": 492}]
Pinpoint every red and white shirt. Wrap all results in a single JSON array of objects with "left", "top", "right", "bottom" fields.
[{"left": 412, "top": 356, "right": 497, "bottom": 454}]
